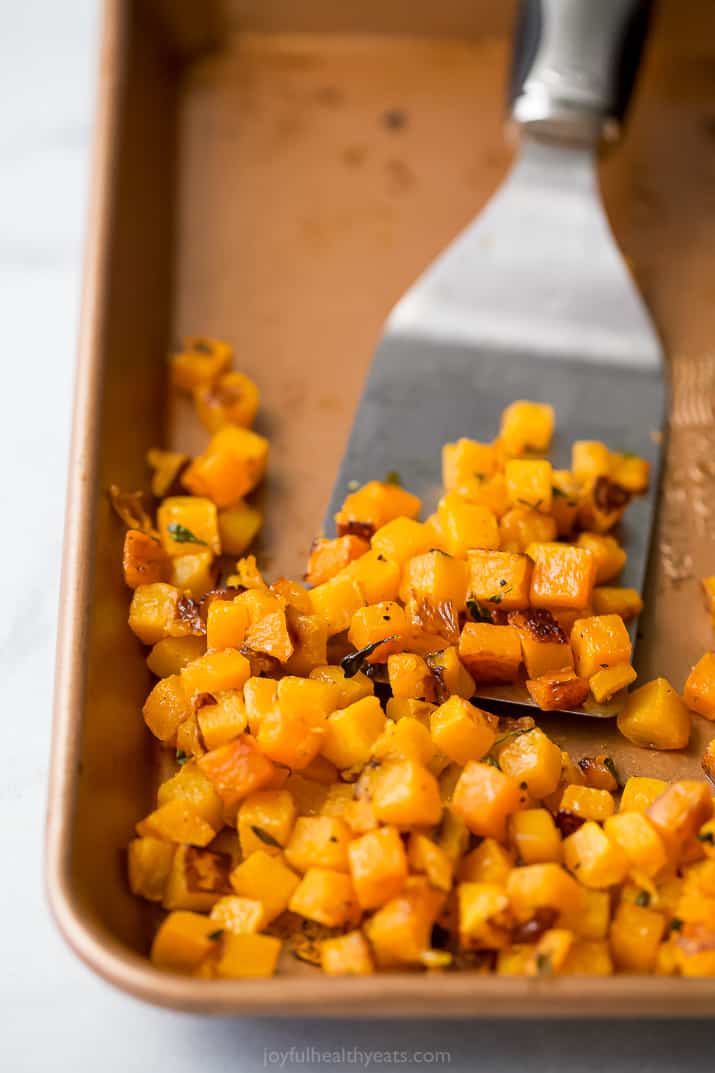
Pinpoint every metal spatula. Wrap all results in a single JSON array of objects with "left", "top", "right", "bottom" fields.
[{"left": 325, "top": 0, "right": 666, "bottom": 717}]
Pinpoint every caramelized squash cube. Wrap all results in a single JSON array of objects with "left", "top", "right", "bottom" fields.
[
  {"left": 508, "top": 608, "right": 574, "bottom": 678},
  {"left": 388, "top": 652, "right": 435, "bottom": 701},
  {"left": 157, "top": 496, "right": 221, "bottom": 557},
  {"left": 609, "top": 451, "right": 650, "bottom": 494},
  {"left": 571, "top": 614, "right": 632, "bottom": 679},
  {"left": 619, "top": 776, "right": 668, "bottom": 814},
  {"left": 467, "top": 549, "right": 532, "bottom": 611},
  {"left": 335, "top": 480, "right": 421, "bottom": 537},
  {"left": 684, "top": 652, "right": 715, "bottom": 720},
  {"left": 181, "top": 648, "right": 251, "bottom": 700},
  {"left": 562, "top": 821, "right": 629, "bottom": 888},
  {"left": 321, "top": 696, "right": 386, "bottom": 770},
  {"left": 591, "top": 586, "right": 643, "bottom": 621},
  {"left": 572, "top": 440, "right": 611, "bottom": 483},
  {"left": 169, "top": 335, "right": 231, "bottom": 392},
  {"left": 506, "top": 862, "right": 581, "bottom": 920},
  {"left": 348, "top": 826, "right": 408, "bottom": 909},
  {"left": 169, "top": 550, "right": 215, "bottom": 599},
  {"left": 289, "top": 868, "right": 360, "bottom": 928},
  {"left": 526, "top": 669, "right": 589, "bottom": 711},
  {"left": 364, "top": 880, "right": 444, "bottom": 967},
  {"left": 499, "top": 507, "right": 557, "bottom": 553},
  {"left": 603, "top": 811, "right": 668, "bottom": 877},
  {"left": 197, "top": 691, "right": 248, "bottom": 749},
  {"left": 646, "top": 780, "right": 713, "bottom": 860},
  {"left": 617, "top": 678, "right": 691, "bottom": 750},
  {"left": 505, "top": 458, "right": 553, "bottom": 513},
  {"left": 198, "top": 735, "right": 276, "bottom": 809},
  {"left": 610, "top": 901, "right": 664, "bottom": 972},
  {"left": 498, "top": 727, "right": 563, "bottom": 799},
  {"left": 560, "top": 785, "right": 615, "bottom": 822},
  {"left": 205, "top": 598, "right": 249, "bottom": 651},
  {"left": 146, "top": 635, "right": 206, "bottom": 678},
  {"left": 123, "top": 529, "right": 170, "bottom": 589},
  {"left": 182, "top": 426, "right": 269, "bottom": 508},
  {"left": 150, "top": 911, "right": 217, "bottom": 972},
  {"left": 209, "top": 895, "right": 266, "bottom": 934},
  {"left": 452, "top": 761, "right": 522, "bottom": 840},
  {"left": 457, "top": 837, "right": 514, "bottom": 885},
  {"left": 136, "top": 799, "right": 216, "bottom": 847},
  {"left": 528, "top": 542, "right": 596, "bottom": 610},
  {"left": 237, "top": 790, "right": 296, "bottom": 857},
  {"left": 284, "top": 815, "right": 352, "bottom": 873},
  {"left": 193, "top": 369, "right": 259, "bottom": 433},
  {"left": 508, "top": 808, "right": 562, "bottom": 864},
  {"left": 236, "top": 588, "right": 294, "bottom": 663},
  {"left": 372, "top": 718, "right": 435, "bottom": 767},
  {"left": 400, "top": 549, "right": 469, "bottom": 610},
  {"left": 127, "top": 836, "right": 175, "bottom": 902},
  {"left": 277, "top": 675, "right": 338, "bottom": 726},
  {"left": 216, "top": 932, "right": 281, "bottom": 979},
  {"left": 344, "top": 549, "right": 401, "bottom": 604},
  {"left": 217, "top": 500, "right": 262, "bottom": 556},
  {"left": 576, "top": 532, "right": 626, "bottom": 585},
  {"left": 309, "top": 664, "right": 374, "bottom": 708},
  {"left": 162, "top": 844, "right": 231, "bottom": 911},
  {"left": 558, "top": 888, "right": 610, "bottom": 940},
  {"left": 550, "top": 470, "right": 581, "bottom": 537},
  {"left": 371, "top": 759, "right": 442, "bottom": 827},
  {"left": 157, "top": 762, "right": 224, "bottom": 829},
  {"left": 129, "top": 582, "right": 182, "bottom": 645},
  {"left": 589, "top": 662, "right": 637, "bottom": 703},
  {"left": 321, "top": 930, "right": 375, "bottom": 975},
  {"left": 348, "top": 601, "right": 407, "bottom": 662},
  {"left": 142, "top": 674, "right": 193, "bottom": 744},
  {"left": 442, "top": 437, "right": 499, "bottom": 488},
  {"left": 407, "top": 832, "right": 453, "bottom": 892},
  {"left": 229, "top": 851, "right": 299, "bottom": 922},
  {"left": 457, "top": 882, "right": 512, "bottom": 950},
  {"left": 437, "top": 492, "right": 499, "bottom": 556},
  {"left": 243, "top": 676, "right": 278, "bottom": 735},
  {"left": 371, "top": 517, "right": 433, "bottom": 566},
  {"left": 425, "top": 645, "right": 476, "bottom": 700},
  {"left": 500, "top": 400, "right": 554, "bottom": 456},
  {"left": 282, "top": 610, "right": 329, "bottom": 676},
  {"left": 305, "top": 535, "right": 369, "bottom": 587},
  {"left": 429, "top": 695, "right": 496, "bottom": 765},
  {"left": 458, "top": 622, "right": 522, "bottom": 683},
  {"left": 255, "top": 709, "right": 324, "bottom": 770},
  {"left": 308, "top": 573, "right": 366, "bottom": 636},
  {"left": 560, "top": 939, "right": 613, "bottom": 975}
]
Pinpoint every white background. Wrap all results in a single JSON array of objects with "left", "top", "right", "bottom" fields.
[{"left": 1, "top": 2, "right": 712, "bottom": 1070}]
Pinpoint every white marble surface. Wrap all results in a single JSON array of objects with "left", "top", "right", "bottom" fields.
[{"left": 2, "top": 3, "right": 713, "bottom": 1071}]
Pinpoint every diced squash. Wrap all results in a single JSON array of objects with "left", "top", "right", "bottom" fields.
[
  {"left": 205, "top": 599, "right": 248, "bottom": 651},
  {"left": 467, "top": 550, "right": 532, "bottom": 611},
  {"left": 559, "top": 888, "right": 610, "bottom": 940},
  {"left": 147, "top": 635, "right": 205, "bottom": 677},
  {"left": 157, "top": 762, "right": 224, "bottom": 829},
  {"left": 429, "top": 695, "right": 496, "bottom": 765},
  {"left": 289, "top": 868, "right": 360, "bottom": 927},
  {"left": 217, "top": 501, "right": 262, "bottom": 556},
  {"left": 150, "top": 910, "right": 217, "bottom": 972},
  {"left": 181, "top": 649, "right": 251, "bottom": 701},
  {"left": 146, "top": 447, "right": 189, "bottom": 498},
  {"left": 364, "top": 880, "right": 444, "bottom": 967},
  {"left": 123, "top": 529, "right": 170, "bottom": 589},
  {"left": 230, "top": 554, "right": 265, "bottom": 589},
  {"left": 576, "top": 533, "right": 626, "bottom": 584},
  {"left": 498, "top": 728, "right": 563, "bottom": 799},
  {"left": 452, "top": 762, "right": 522, "bottom": 840},
  {"left": 528, "top": 542, "right": 595, "bottom": 610},
  {"left": 646, "top": 780, "right": 713, "bottom": 860},
  {"left": 457, "top": 838, "right": 514, "bottom": 885},
  {"left": 198, "top": 735, "right": 275, "bottom": 809},
  {"left": 371, "top": 759, "right": 442, "bottom": 827},
  {"left": 684, "top": 652, "right": 715, "bottom": 720},
  {"left": 442, "top": 437, "right": 499, "bottom": 488},
  {"left": 237, "top": 790, "right": 296, "bottom": 857},
  {"left": 193, "top": 370, "right": 260, "bottom": 432},
  {"left": 425, "top": 646, "right": 476, "bottom": 700},
  {"left": 170, "top": 550, "right": 215, "bottom": 599},
  {"left": 284, "top": 815, "right": 352, "bottom": 873},
  {"left": 458, "top": 622, "right": 522, "bottom": 683},
  {"left": 437, "top": 492, "right": 499, "bottom": 556},
  {"left": 129, "top": 583, "right": 182, "bottom": 645},
  {"left": 506, "top": 863, "right": 581, "bottom": 920},
  {"left": 321, "top": 930, "right": 375, "bottom": 975},
  {"left": 500, "top": 401, "right": 554, "bottom": 456},
  {"left": 609, "top": 451, "right": 650, "bottom": 494},
  {"left": 305, "top": 535, "right": 369, "bottom": 587},
  {"left": 571, "top": 614, "right": 632, "bottom": 679},
  {"left": 372, "top": 718, "right": 435, "bottom": 767},
  {"left": 127, "top": 836, "right": 175, "bottom": 902},
  {"left": 499, "top": 506, "right": 557, "bottom": 553},
  {"left": 526, "top": 928, "right": 575, "bottom": 975},
  {"left": 620, "top": 777, "right": 668, "bottom": 815},
  {"left": 508, "top": 608, "right": 573, "bottom": 678},
  {"left": 407, "top": 832, "right": 453, "bottom": 892},
  {"left": 235, "top": 588, "right": 294, "bottom": 662},
  {"left": 169, "top": 336, "right": 232, "bottom": 392},
  {"left": 229, "top": 851, "right": 299, "bottom": 922},
  {"left": 509, "top": 808, "right": 562, "bottom": 864},
  {"left": 196, "top": 692, "right": 248, "bottom": 749},
  {"left": 589, "top": 662, "right": 637, "bottom": 703},
  {"left": 458, "top": 882, "right": 511, "bottom": 950},
  {"left": 142, "top": 674, "right": 193, "bottom": 744},
  {"left": 283, "top": 610, "right": 328, "bottom": 676},
  {"left": 162, "top": 844, "right": 231, "bottom": 911},
  {"left": 560, "top": 939, "right": 614, "bottom": 975},
  {"left": 157, "top": 496, "right": 221, "bottom": 557},
  {"left": 182, "top": 426, "right": 269, "bottom": 508},
  {"left": 400, "top": 549, "right": 469, "bottom": 611},
  {"left": 562, "top": 821, "right": 629, "bottom": 888},
  {"left": 505, "top": 458, "right": 553, "bottom": 513},
  {"left": 578, "top": 476, "right": 631, "bottom": 534},
  {"left": 210, "top": 895, "right": 266, "bottom": 934},
  {"left": 617, "top": 678, "right": 691, "bottom": 750},
  {"left": 526, "top": 669, "right": 589, "bottom": 711},
  {"left": 610, "top": 901, "right": 664, "bottom": 972},
  {"left": 335, "top": 480, "right": 420, "bottom": 538},
  {"left": 348, "top": 826, "right": 408, "bottom": 909},
  {"left": 348, "top": 601, "right": 407, "bottom": 662},
  {"left": 321, "top": 696, "right": 386, "bottom": 770},
  {"left": 309, "top": 664, "right": 373, "bottom": 708},
  {"left": 308, "top": 573, "right": 366, "bottom": 636},
  {"left": 215, "top": 932, "right": 281, "bottom": 979},
  {"left": 136, "top": 799, "right": 216, "bottom": 847},
  {"left": 591, "top": 586, "right": 643, "bottom": 621},
  {"left": 572, "top": 440, "right": 611, "bottom": 483},
  {"left": 255, "top": 709, "right": 324, "bottom": 770},
  {"left": 276, "top": 675, "right": 339, "bottom": 726},
  {"left": 550, "top": 471, "right": 581, "bottom": 537},
  {"left": 371, "top": 517, "right": 433, "bottom": 566},
  {"left": 388, "top": 652, "right": 435, "bottom": 702},
  {"left": 603, "top": 811, "right": 668, "bottom": 877},
  {"left": 344, "top": 549, "right": 402, "bottom": 604}
]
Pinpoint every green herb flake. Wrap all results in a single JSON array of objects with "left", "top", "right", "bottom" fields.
[
  {"left": 167, "top": 522, "right": 207, "bottom": 546},
  {"left": 473, "top": 472, "right": 486, "bottom": 482},
  {"left": 175, "top": 750, "right": 190, "bottom": 766},
  {"left": 384, "top": 470, "right": 402, "bottom": 486},
  {"left": 698, "top": 830, "right": 715, "bottom": 845},
  {"left": 341, "top": 636, "right": 397, "bottom": 679},
  {"left": 487, "top": 586, "right": 512, "bottom": 604},
  {"left": 669, "top": 917, "right": 684, "bottom": 933},
  {"left": 603, "top": 756, "right": 624, "bottom": 787},
  {"left": 251, "top": 825, "right": 283, "bottom": 849},
  {"left": 634, "top": 889, "right": 651, "bottom": 908},
  {"left": 536, "top": 953, "right": 552, "bottom": 976},
  {"left": 466, "top": 596, "right": 491, "bottom": 623},
  {"left": 208, "top": 929, "right": 224, "bottom": 941},
  {"left": 552, "top": 485, "right": 567, "bottom": 498}
]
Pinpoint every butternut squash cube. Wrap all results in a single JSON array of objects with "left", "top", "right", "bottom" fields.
[
  {"left": 181, "top": 649, "right": 251, "bottom": 701},
  {"left": 129, "top": 582, "right": 182, "bottom": 645},
  {"left": 283, "top": 610, "right": 328, "bottom": 676},
  {"left": 609, "top": 451, "right": 650, "bottom": 494},
  {"left": 243, "top": 676, "right": 278, "bottom": 735},
  {"left": 344, "top": 549, "right": 401, "bottom": 604},
  {"left": 506, "top": 863, "right": 581, "bottom": 920},
  {"left": 576, "top": 533, "right": 626, "bottom": 584},
  {"left": 237, "top": 790, "right": 296, "bottom": 857},
  {"left": 196, "top": 691, "right": 248, "bottom": 749},
  {"left": 558, "top": 888, "right": 610, "bottom": 940},
  {"left": 136, "top": 799, "right": 216, "bottom": 847},
  {"left": 526, "top": 668, "right": 589, "bottom": 711},
  {"left": 209, "top": 895, "right": 266, "bottom": 934},
  {"left": 500, "top": 400, "right": 554, "bottom": 456},
  {"left": 321, "top": 696, "right": 386, "bottom": 770},
  {"left": 560, "top": 784, "right": 615, "bottom": 822},
  {"left": 499, "top": 506, "right": 557, "bottom": 553},
  {"left": 142, "top": 674, "right": 193, "bottom": 744},
  {"left": 123, "top": 529, "right": 170, "bottom": 589},
  {"left": 467, "top": 549, "right": 532, "bottom": 611},
  {"left": 170, "top": 335, "right": 231, "bottom": 391},
  {"left": 508, "top": 608, "right": 574, "bottom": 678},
  {"left": 560, "top": 939, "right": 613, "bottom": 975},
  {"left": 610, "top": 901, "right": 664, "bottom": 972},
  {"left": 335, "top": 480, "right": 421, "bottom": 538},
  {"left": 147, "top": 635, "right": 205, "bottom": 678},
  {"left": 371, "top": 759, "right": 442, "bottom": 827},
  {"left": 452, "top": 761, "right": 522, "bottom": 840},
  {"left": 589, "top": 662, "right": 637, "bottom": 703},
  {"left": 571, "top": 614, "right": 632, "bottom": 679},
  {"left": 236, "top": 588, "right": 294, "bottom": 662},
  {"left": 309, "top": 664, "right": 374, "bottom": 708},
  {"left": 550, "top": 471, "right": 581, "bottom": 537},
  {"left": 215, "top": 933, "right": 281, "bottom": 979},
  {"left": 407, "top": 832, "right": 453, "bottom": 892},
  {"left": 170, "top": 550, "right": 215, "bottom": 599},
  {"left": 603, "top": 811, "right": 668, "bottom": 877},
  {"left": 563, "top": 821, "right": 629, "bottom": 888},
  {"left": 182, "top": 426, "right": 269, "bottom": 508},
  {"left": 289, "top": 868, "right": 360, "bottom": 928},
  {"left": 255, "top": 709, "right": 324, "bottom": 770},
  {"left": 572, "top": 440, "right": 611, "bottom": 483},
  {"left": 526, "top": 928, "right": 575, "bottom": 975},
  {"left": 509, "top": 808, "right": 562, "bottom": 864},
  {"left": 684, "top": 652, "right": 715, "bottom": 720},
  {"left": 619, "top": 777, "right": 668, "bottom": 815},
  {"left": 321, "top": 930, "right": 375, "bottom": 975},
  {"left": 429, "top": 695, "right": 496, "bottom": 765},
  {"left": 388, "top": 652, "right": 435, "bottom": 701},
  {"left": 458, "top": 622, "right": 522, "bottom": 683},
  {"left": 198, "top": 735, "right": 276, "bottom": 809},
  {"left": 457, "top": 882, "right": 512, "bottom": 950},
  {"left": 505, "top": 458, "right": 553, "bottom": 513},
  {"left": 150, "top": 910, "right": 217, "bottom": 973},
  {"left": 591, "top": 586, "right": 643, "bottom": 621},
  {"left": 372, "top": 718, "right": 436, "bottom": 767},
  {"left": 348, "top": 601, "right": 407, "bottom": 662},
  {"left": 457, "top": 837, "right": 514, "bottom": 885},
  {"left": 305, "top": 535, "right": 369, "bottom": 587},
  {"left": 617, "top": 678, "right": 691, "bottom": 750},
  {"left": 284, "top": 815, "right": 352, "bottom": 873},
  {"left": 371, "top": 516, "right": 433, "bottom": 566},
  {"left": 646, "top": 780, "right": 713, "bottom": 860},
  {"left": 498, "top": 727, "right": 563, "bottom": 799},
  {"left": 442, "top": 437, "right": 499, "bottom": 488},
  {"left": 162, "top": 844, "right": 231, "bottom": 911},
  {"left": 425, "top": 646, "right": 476, "bottom": 700},
  {"left": 348, "top": 826, "right": 408, "bottom": 909},
  {"left": 400, "top": 549, "right": 469, "bottom": 610},
  {"left": 157, "top": 496, "right": 221, "bottom": 557},
  {"left": 437, "top": 492, "right": 499, "bottom": 556},
  {"left": 276, "top": 676, "right": 338, "bottom": 726},
  {"left": 364, "top": 880, "right": 444, "bottom": 967},
  {"left": 528, "top": 543, "right": 596, "bottom": 610},
  {"left": 229, "top": 851, "right": 299, "bottom": 922},
  {"left": 205, "top": 598, "right": 248, "bottom": 651},
  {"left": 157, "top": 761, "right": 224, "bottom": 829},
  {"left": 308, "top": 573, "right": 366, "bottom": 636},
  {"left": 127, "top": 836, "right": 175, "bottom": 902},
  {"left": 193, "top": 369, "right": 259, "bottom": 432}
]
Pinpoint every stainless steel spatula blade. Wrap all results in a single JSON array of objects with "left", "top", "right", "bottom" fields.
[{"left": 325, "top": 0, "right": 665, "bottom": 717}]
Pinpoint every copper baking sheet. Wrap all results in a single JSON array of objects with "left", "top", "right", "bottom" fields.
[{"left": 47, "top": 0, "right": 715, "bottom": 1015}]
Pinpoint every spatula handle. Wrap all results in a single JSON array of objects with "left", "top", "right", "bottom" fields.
[{"left": 510, "top": 0, "right": 653, "bottom": 142}]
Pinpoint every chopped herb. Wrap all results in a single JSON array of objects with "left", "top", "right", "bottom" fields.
[
  {"left": 250, "top": 825, "right": 282, "bottom": 848},
  {"left": 492, "top": 727, "right": 530, "bottom": 748},
  {"left": 341, "top": 636, "right": 397, "bottom": 678},
  {"left": 552, "top": 485, "right": 567, "bottom": 498},
  {"left": 536, "top": 953, "right": 552, "bottom": 976},
  {"left": 208, "top": 929, "right": 224, "bottom": 941},
  {"left": 635, "top": 889, "right": 651, "bottom": 907},
  {"left": 603, "top": 756, "right": 623, "bottom": 787},
  {"left": 429, "top": 547, "right": 451, "bottom": 556},
  {"left": 466, "top": 596, "right": 492, "bottom": 623},
  {"left": 384, "top": 470, "right": 402, "bottom": 486},
  {"left": 473, "top": 472, "right": 486, "bottom": 482},
  {"left": 669, "top": 917, "right": 683, "bottom": 933},
  {"left": 167, "top": 522, "right": 207, "bottom": 545},
  {"left": 487, "top": 586, "right": 513, "bottom": 604},
  {"left": 484, "top": 755, "right": 499, "bottom": 768},
  {"left": 376, "top": 553, "right": 387, "bottom": 562},
  {"left": 698, "top": 830, "right": 715, "bottom": 845},
  {"left": 175, "top": 750, "right": 190, "bottom": 766}
]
